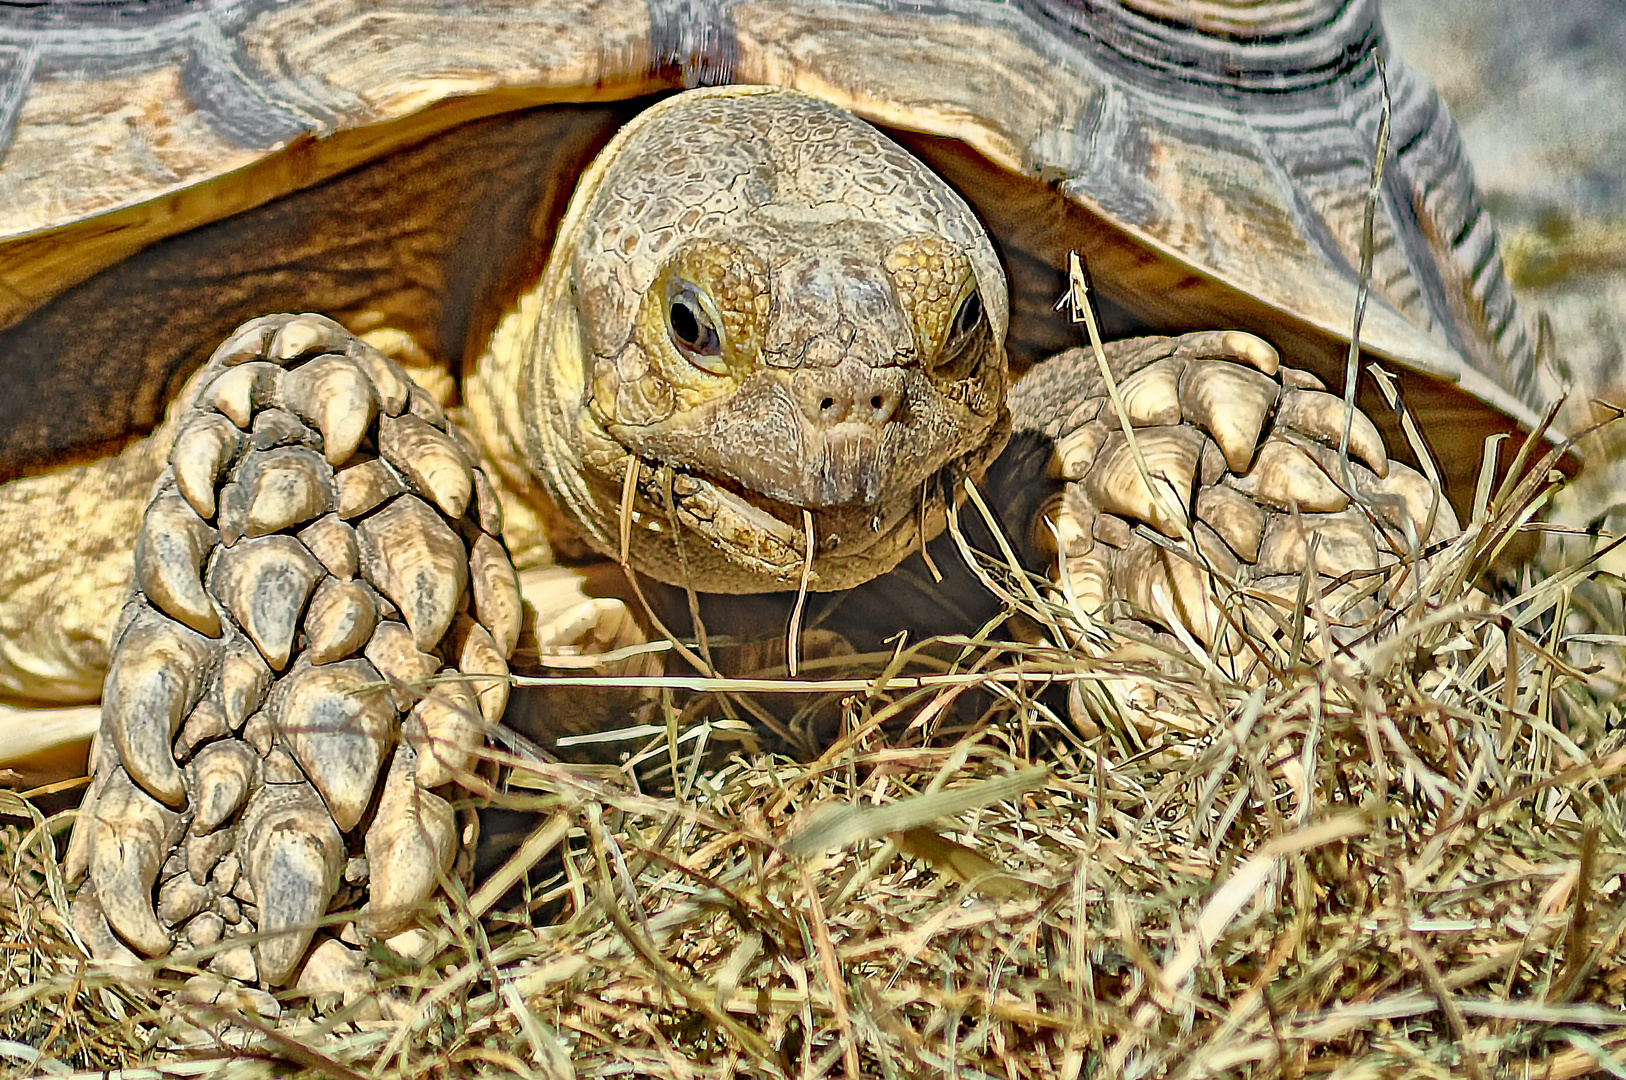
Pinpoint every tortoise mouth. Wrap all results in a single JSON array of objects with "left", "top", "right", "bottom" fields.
[
  {"left": 626, "top": 452, "right": 965, "bottom": 591},
  {"left": 597, "top": 406, "right": 1010, "bottom": 592},
  {"left": 655, "top": 458, "right": 921, "bottom": 560}
]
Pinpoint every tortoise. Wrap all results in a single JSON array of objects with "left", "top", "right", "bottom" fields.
[{"left": 0, "top": 0, "right": 1559, "bottom": 998}]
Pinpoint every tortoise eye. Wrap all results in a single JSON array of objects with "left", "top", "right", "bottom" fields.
[
  {"left": 933, "top": 288, "right": 985, "bottom": 379},
  {"left": 951, "top": 289, "right": 983, "bottom": 343},
  {"left": 667, "top": 284, "right": 726, "bottom": 373}
]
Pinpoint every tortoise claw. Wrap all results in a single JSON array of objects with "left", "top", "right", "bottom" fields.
[
  {"left": 213, "top": 315, "right": 292, "bottom": 367},
  {"left": 279, "top": 355, "right": 379, "bottom": 465},
  {"left": 63, "top": 770, "right": 103, "bottom": 885},
  {"left": 403, "top": 676, "right": 482, "bottom": 789},
  {"left": 135, "top": 492, "right": 221, "bottom": 638},
  {"left": 212, "top": 535, "right": 325, "bottom": 671},
  {"left": 1229, "top": 436, "right": 1350, "bottom": 513},
  {"left": 1178, "top": 360, "right": 1280, "bottom": 473},
  {"left": 297, "top": 515, "right": 361, "bottom": 579},
  {"left": 170, "top": 413, "right": 244, "bottom": 519},
  {"left": 242, "top": 782, "right": 344, "bottom": 985},
  {"left": 357, "top": 495, "right": 469, "bottom": 652},
  {"left": 103, "top": 611, "right": 213, "bottom": 807},
  {"left": 86, "top": 767, "right": 181, "bottom": 956},
  {"left": 1178, "top": 329, "right": 1280, "bottom": 375},
  {"left": 71, "top": 889, "right": 143, "bottom": 970},
  {"left": 202, "top": 362, "right": 280, "bottom": 428},
  {"left": 233, "top": 446, "right": 334, "bottom": 537},
  {"left": 304, "top": 578, "right": 380, "bottom": 665},
  {"left": 347, "top": 338, "right": 412, "bottom": 416},
  {"left": 365, "top": 747, "right": 456, "bottom": 936},
  {"left": 335, "top": 458, "right": 407, "bottom": 519},
  {"left": 1195, "top": 485, "right": 1266, "bottom": 564},
  {"left": 379, "top": 413, "right": 474, "bottom": 519},
  {"left": 272, "top": 658, "right": 394, "bottom": 832},
  {"left": 1083, "top": 426, "right": 1204, "bottom": 538},
  {"left": 451, "top": 615, "right": 511, "bottom": 726},
  {"left": 470, "top": 532, "right": 523, "bottom": 655},
  {"left": 269, "top": 313, "right": 352, "bottom": 363},
  {"left": 1104, "top": 355, "right": 1184, "bottom": 427},
  {"left": 1277, "top": 389, "right": 1389, "bottom": 478},
  {"left": 364, "top": 620, "right": 441, "bottom": 710},
  {"left": 218, "top": 638, "right": 272, "bottom": 730},
  {"left": 1258, "top": 509, "right": 1382, "bottom": 580},
  {"left": 1357, "top": 460, "right": 1459, "bottom": 543},
  {"left": 1114, "top": 534, "right": 1223, "bottom": 645},
  {"left": 190, "top": 739, "right": 257, "bottom": 832}
]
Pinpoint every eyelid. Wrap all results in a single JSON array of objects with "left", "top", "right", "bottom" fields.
[
  {"left": 941, "top": 276, "right": 983, "bottom": 351},
  {"left": 925, "top": 275, "right": 987, "bottom": 381}
]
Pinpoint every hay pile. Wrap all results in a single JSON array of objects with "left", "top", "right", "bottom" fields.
[{"left": 3, "top": 425, "right": 1624, "bottom": 1078}]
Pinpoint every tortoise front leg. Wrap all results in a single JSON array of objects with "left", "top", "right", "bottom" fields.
[
  {"left": 65, "top": 314, "right": 522, "bottom": 998},
  {"left": 1007, "top": 330, "right": 1457, "bottom": 663}
]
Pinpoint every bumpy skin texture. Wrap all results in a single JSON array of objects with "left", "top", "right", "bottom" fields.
[
  {"left": 68, "top": 315, "right": 515, "bottom": 995},
  {"left": 470, "top": 88, "right": 1012, "bottom": 593},
  {"left": 65, "top": 91, "right": 1453, "bottom": 994},
  {"left": 1010, "top": 332, "right": 1457, "bottom": 660}
]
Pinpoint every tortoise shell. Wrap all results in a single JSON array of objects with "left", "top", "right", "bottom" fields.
[{"left": 0, "top": 0, "right": 1553, "bottom": 503}]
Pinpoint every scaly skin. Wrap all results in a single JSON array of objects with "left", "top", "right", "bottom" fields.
[
  {"left": 43, "top": 89, "right": 1033, "bottom": 992},
  {"left": 0, "top": 440, "right": 165, "bottom": 705},
  {"left": 468, "top": 87, "right": 1012, "bottom": 593}
]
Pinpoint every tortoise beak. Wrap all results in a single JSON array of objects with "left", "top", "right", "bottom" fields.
[
  {"left": 795, "top": 365, "right": 903, "bottom": 506},
  {"left": 804, "top": 424, "right": 886, "bottom": 507}
]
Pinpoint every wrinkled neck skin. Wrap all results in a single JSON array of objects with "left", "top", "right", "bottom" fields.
[{"left": 471, "top": 86, "right": 1012, "bottom": 595}]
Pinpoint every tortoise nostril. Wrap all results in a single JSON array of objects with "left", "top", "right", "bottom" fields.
[
  {"left": 804, "top": 372, "right": 903, "bottom": 429},
  {"left": 867, "top": 387, "right": 902, "bottom": 423}
]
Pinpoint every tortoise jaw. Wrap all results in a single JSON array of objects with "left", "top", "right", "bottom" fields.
[
  {"left": 628, "top": 451, "right": 979, "bottom": 593},
  {"left": 701, "top": 422, "right": 890, "bottom": 510},
  {"left": 643, "top": 459, "right": 915, "bottom": 577}
]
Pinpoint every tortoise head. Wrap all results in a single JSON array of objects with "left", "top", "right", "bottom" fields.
[{"left": 515, "top": 88, "right": 1012, "bottom": 593}]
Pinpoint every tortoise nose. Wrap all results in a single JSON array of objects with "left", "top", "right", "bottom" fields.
[{"left": 805, "top": 371, "right": 903, "bottom": 429}]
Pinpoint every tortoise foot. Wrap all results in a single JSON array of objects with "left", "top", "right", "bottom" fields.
[
  {"left": 65, "top": 313, "right": 520, "bottom": 989},
  {"left": 1017, "top": 330, "right": 1459, "bottom": 661}
]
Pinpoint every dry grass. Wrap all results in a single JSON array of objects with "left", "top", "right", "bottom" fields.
[{"left": 3, "top": 429, "right": 1625, "bottom": 1079}]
